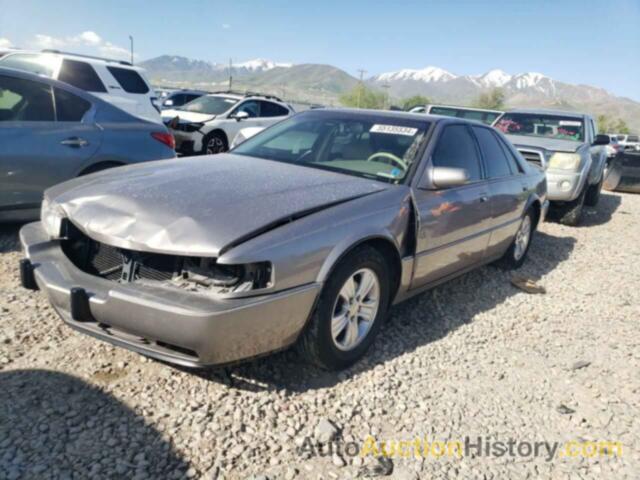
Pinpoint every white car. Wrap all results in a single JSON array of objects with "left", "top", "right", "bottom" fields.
[
  {"left": 0, "top": 49, "right": 161, "bottom": 123},
  {"left": 162, "top": 92, "right": 293, "bottom": 155},
  {"left": 616, "top": 134, "right": 640, "bottom": 152}
]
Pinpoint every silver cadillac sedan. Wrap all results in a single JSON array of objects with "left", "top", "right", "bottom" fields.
[{"left": 20, "top": 109, "right": 548, "bottom": 370}]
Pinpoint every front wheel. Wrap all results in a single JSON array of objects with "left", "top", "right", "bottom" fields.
[
  {"left": 555, "top": 187, "right": 586, "bottom": 226},
  {"left": 298, "top": 246, "right": 390, "bottom": 370},
  {"left": 585, "top": 177, "right": 603, "bottom": 207},
  {"left": 202, "top": 131, "right": 228, "bottom": 155}
]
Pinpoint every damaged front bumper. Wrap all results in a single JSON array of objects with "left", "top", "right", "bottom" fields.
[{"left": 20, "top": 222, "right": 321, "bottom": 367}]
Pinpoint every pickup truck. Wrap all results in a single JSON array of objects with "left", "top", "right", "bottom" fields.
[{"left": 494, "top": 109, "right": 609, "bottom": 225}]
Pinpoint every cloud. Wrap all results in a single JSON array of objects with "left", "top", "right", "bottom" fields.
[
  {"left": 73, "top": 31, "right": 102, "bottom": 46},
  {"left": 0, "top": 37, "right": 13, "bottom": 49},
  {"left": 28, "top": 31, "right": 131, "bottom": 60},
  {"left": 222, "top": 24, "right": 231, "bottom": 29},
  {"left": 33, "top": 34, "right": 67, "bottom": 49},
  {"left": 99, "top": 41, "right": 131, "bottom": 60}
]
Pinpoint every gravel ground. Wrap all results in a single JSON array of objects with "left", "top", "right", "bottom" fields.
[{"left": 1, "top": 191, "right": 638, "bottom": 480}]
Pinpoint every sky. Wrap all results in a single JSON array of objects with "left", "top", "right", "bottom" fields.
[{"left": 1, "top": 0, "right": 639, "bottom": 100}]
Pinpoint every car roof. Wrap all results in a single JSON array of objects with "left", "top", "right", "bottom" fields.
[
  {"left": 1, "top": 49, "right": 144, "bottom": 72},
  {"left": 506, "top": 108, "right": 586, "bottom": 119},
  {"left": 302, "top": 107, "right": 485, "bottom": 126},
  {"left": 427, "top": 104, "right": 503, "bottom": 114}
]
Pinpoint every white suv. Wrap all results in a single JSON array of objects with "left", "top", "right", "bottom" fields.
[
  {"left": 0, "top": 50, "right": 161, "bottom": 122},
  {"left": 162, "top": 92, "right": 293, "bottom": 155}
]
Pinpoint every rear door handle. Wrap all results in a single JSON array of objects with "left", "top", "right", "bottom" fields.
[
  {"left": 61, "top": 137, "right": 89, "bottom": 148},
  {"left": 480, "top": 195, "right": 489, "bottom": 203}
]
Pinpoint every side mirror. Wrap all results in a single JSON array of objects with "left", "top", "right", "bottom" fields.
[
  {"left": 593, "top": 134, "right": 610, "bottom": 146},
  {"left": 232, "top": 111, "right": 250, "bottom": 121},
  {"left": 421, "top": 166, "right": 470, "bottom": 189}
]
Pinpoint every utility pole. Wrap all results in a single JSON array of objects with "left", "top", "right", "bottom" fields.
[
  {"left": 128, "top": 35, "right": 134, "bottom": 64},
  {"left": 356, "top": 69, "right": 367, "bottom": 109},
  {"left": 228, "top": 58, "right": 233, "bottom": 91}
]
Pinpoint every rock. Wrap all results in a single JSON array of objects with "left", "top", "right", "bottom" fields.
[
  {"left": 556, "top": 404, "right": 576, "bottom": 415},
  {"left": 571, "top": 360, "right": 591, "bottom": 370},
  {"left": 314, "top": 418, "right": 338, "bottom": 443},
  {"left": 510, "top": 275, "right": 546, "bottom": 294},
  {"left": 332, "top": 453, "right": 345, "bottom": 467}
]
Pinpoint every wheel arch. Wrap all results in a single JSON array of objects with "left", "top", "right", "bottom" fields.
[
  {"left": 524, "top": 195, "right": 542, "bottom": 228},
  {"left": 317, "top": 234, "right": 403, "bottom": 306}
]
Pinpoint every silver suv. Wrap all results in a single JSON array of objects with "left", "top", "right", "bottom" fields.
[{"left": 495, "top": 109, "right": 609, "bottom": 225}]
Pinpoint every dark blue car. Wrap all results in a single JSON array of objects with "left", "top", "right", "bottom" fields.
[{"left": 0, "top": 67, "right": 176, "bottom": 221}]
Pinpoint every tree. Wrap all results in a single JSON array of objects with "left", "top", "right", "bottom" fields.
[
  {"left": 473, "top": 88, "right": 506, "bottom": 110},
  {"left": 400, "top": 95, "right": 432, "bottom": 111},
  {"left": 596, "top": 114, "right": 630, "bottom": 134},
  {"left": 339, "top": 84, "right": 386, "bottom": 109}
]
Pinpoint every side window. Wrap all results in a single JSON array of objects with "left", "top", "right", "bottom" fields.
[
  {"left": 472, "top": 126, "right": 513, "bottom": 178},
  {"left": 184, "top": 94, "right": 201, "bottom": 104},
  {"left": 59, "top": 59, "right": 107, "bottom": 93},
  {"left": 54, "top": 88, "right": 91, "bottom": 122},
  {"left": 106, "top": 67, "right": 150, "bottom": 94},
  {"left": 432, "top": 125, "right": 482, "bottom": 182},
  {"left": 259, "top": 101, "right": 289, "bottom": 117},
  {"left": 0, "top": 75, "right": 54, "bottom": 122},
  {"left": 232, "top": 100, "right": 260, "bottom": 118},
  {"left": 495, "top": 134, "right": 524, "bottom": 173},
  {"left": 165, "top": 94, "right": 184, "bottom": 107}
]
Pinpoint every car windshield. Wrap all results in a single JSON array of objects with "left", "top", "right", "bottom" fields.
[
  {"left": 495, "top": 113, "right": 584, "bottom": 141},
  {"left": 177, "top": 95, "right": 238, "bottom": 114},
  {"left": 232, "top": 111, "right": 430, "bottom": 183}
]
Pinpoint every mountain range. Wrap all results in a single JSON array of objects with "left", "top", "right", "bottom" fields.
[{"left": 140, "top": 55, "right": 640, "bottom": 132}]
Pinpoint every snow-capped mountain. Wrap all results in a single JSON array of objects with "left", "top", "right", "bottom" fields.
[
  {"left": 235, "top": 58, "right": 292, "bottom": 71},
  {"left": 375, "top": 66, "right": 455, "bottom": 83},
  {"left": 468, "top": 69, "right": 512, "bottom": 88}
]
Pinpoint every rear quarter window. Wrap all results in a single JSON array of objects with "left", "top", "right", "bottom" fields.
[
  {"left": 59, "top": 59, "right": 107, "bottom": 93},
  {"left": 54, "top": 88, "right": 91, "bottom": 121},
  {"left": 106, "top": 67, "right": 150, "bottom": 94}
]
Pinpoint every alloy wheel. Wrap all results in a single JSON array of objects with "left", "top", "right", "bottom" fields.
[
  {"left": 514, "top": 215, "right": 532, "bottom": 261},
  {"left": 331, "top": 268, "right": 380, "bottom": 351}
]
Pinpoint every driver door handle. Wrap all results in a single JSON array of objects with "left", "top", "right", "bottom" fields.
[
  {"left": 61, "top": 137, "right": 89, "bottom": 148},
  {"left": 480, "top": 195, "right": 489, "bottom": 203}
]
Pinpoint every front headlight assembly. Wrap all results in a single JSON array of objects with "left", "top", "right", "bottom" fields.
[
  {"left": 548, "top": 152, "right": 582, "bottom": 171},
  {"left": 41, "top": 198, "right": 66, "bottom": 239}
]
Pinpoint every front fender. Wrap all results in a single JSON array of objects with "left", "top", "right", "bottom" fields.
[{"left": 217, "top": 187, "right": 412, "bottom": 293}]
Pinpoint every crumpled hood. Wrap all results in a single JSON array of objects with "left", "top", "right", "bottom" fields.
[
  {"left": 505, "top": 134, "right": 582, "bottom": 153},
  {"left": 47, "top": 154, "right": 389, "bottom": 257},
  {"left": 161, "top": 109, "right": 215, "bottom": 124}
]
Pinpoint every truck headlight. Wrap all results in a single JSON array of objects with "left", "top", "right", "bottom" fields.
[
  {"left": 548, "top": 152, "right": 581, "bottom": 170},
  {"left": 41, "top": 198, "right": 65, "bottom": 239}
]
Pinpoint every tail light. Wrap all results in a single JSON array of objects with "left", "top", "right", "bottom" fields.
[{"left": 151, "top": 132, "right": 176, "bottom": 150}]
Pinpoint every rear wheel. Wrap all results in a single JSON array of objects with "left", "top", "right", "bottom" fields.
[
  {"left": 298, "top": 246, "right": 390, "bottom": 370},
  {"left": 497, "top": 209, "right": 535, "bottom": 269},
  {"left": 202, "top": 131, "right": 228, "bottom": 155}
]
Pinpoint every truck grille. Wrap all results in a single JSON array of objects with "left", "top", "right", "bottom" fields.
[
  {"left": 61, "top": 224, "right": 181, "bottom": 283},
  {"left": 518, "top": 149, "right": 544, "bottom": 169}
]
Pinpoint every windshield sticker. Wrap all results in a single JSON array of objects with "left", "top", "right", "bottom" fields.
[
  {"left": 559, "top": 120, "right": 582, "bottom": 126},
  {"left": 370, "top": 124, "right": 418, "bottom": 136}
]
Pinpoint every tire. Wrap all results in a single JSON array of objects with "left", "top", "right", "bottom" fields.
[
  {"left": 555, "top": 187, "right": 587, "bottom": 226},
  {"left": 201, "top": 131, "right": 228, "bottom": 155},
  {"left": 496, "top": 208, "right": 535, "bottom": 270},
  {"left": 78, "top": 162, "right": 122, "bottom": 176},
  {"left": 585, "top": 177, "right": 603, "bottom": 207},
  {"left": 298, "top": 245, "right": 390, "bottom": 370}
]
